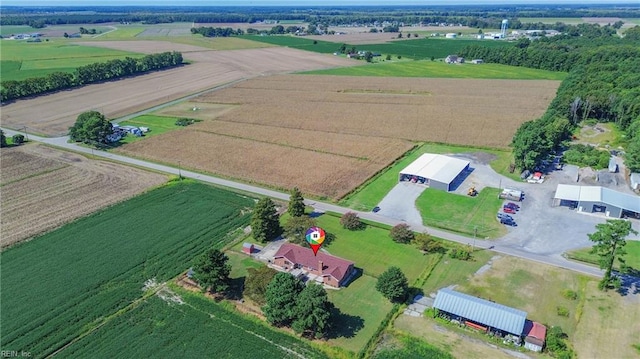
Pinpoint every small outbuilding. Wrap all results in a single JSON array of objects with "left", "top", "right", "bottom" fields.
[
  {"left": 399, "top": 153, "right": 470, "bottom": 191},
  {"left": 523, "top": 320, "right": 547, "bottom": 352},
  {"left": 631, "top": 173, "right": 640, "bottom": 191},
  {"left": 608, "top": 157, "right": 618, "bottom": 173},
  {"left": 242, "top": 242, "right": 254, "bottom": 255}
]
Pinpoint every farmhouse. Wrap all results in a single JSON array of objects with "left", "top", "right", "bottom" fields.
[
  {"left": 399, "top": 153, "right": 470, "bottom": 191},
  {"left": 553, "top": 184, "right": 640, "bottom": 218},
  {"left": 434, "top": 288, "right": 527, "bottom": 337},
  {"left": 272, "top": 243, "right": 355, "bottom": 288}
]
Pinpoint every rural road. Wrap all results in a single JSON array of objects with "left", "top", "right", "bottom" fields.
[{"left": 1, "top": 128, "right": 604, "bottom": 278}]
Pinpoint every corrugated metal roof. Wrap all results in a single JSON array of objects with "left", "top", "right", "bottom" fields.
[
  {"left": 433, "top": 288, "right": 527, "bottom": 335},
  {"left": 554, "top": 185, "right": 640, "bottom": 213},
  {"left": 400, "top": 153, "right": 470, "bottom": 185}
]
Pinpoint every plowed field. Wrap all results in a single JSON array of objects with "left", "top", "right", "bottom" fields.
[
  {"left": 117, "top": 75, "right": 558, "bottom": 199},
  {"left": 0, "top": 145, "right": 166, "bottom": 247}
]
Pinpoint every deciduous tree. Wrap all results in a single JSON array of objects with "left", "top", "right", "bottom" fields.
[
  {"left": 340, "top": 211, "right": 363, "bottom": 230},
  {"left": 589, "top": 219, "right": 638, "bottom": 290},
  {"left": 292, "top": 283, "right": 333, "bottom": 339},
  {"left": 0, "top": 130, "right": 7, "bottom": 148},
  {"left": 251, "top": 197, "right": 282, "bottom": 243},
  {"left": 263, "top": 272, "right": 304, "bottom": 327},
  {"left": 390, "top": 223, "right": 414, "bottom": 243},
  {"left": 68, "top": 111, "right": 113, "bottom": 145},
  {"left": 413, "top": 232, "right": 442, "bottom": 253},
  {"left": 288, "top": 187, "right": 305, "bottom": 217},
  {"left": 283, "top": 216, "right": 316, "bottom": 245},
  {"left": 192, "top": 248, "right": 231, "bottom": 294},
  {"left": 376, "top": 266, "right": 409, "bottom": 303}
]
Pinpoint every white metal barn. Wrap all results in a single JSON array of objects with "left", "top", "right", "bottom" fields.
[
  {"left": 399, "top": 154, "right": 470, "bottom": 191},
  {"left": 553, "top": 184, "right": 640, "bottom": 218}
]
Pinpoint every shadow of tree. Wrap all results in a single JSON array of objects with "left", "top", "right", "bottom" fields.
[
  {"left": 326, "top": 306, "right": 365, "bottom": 340},
  {"left": 226, "top": 276, "right": 246, "bottom": 301},
  {"left": 616, "top": 268, "right": 640, "bottom": 296}
]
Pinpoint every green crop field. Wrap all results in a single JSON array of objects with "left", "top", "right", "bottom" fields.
[
  {"left": 0, "top": 25, "right": 34, "bottom": 36},
  {"left": 63, "top": 287, "right": 326, "bottom": 358},
  {"left": 243, "top": 35, "right": 342, "bottom": 53},
  {"left": 302, "top": 60, "right": 567, "bottom": 80},
  {"left": 0, "top": 182, "right": 256, "bottom": 357},
  {"left": 416, "top": 187, "right": 506, "bottom": 238},
  {"left": 0, "top": 40, "right": 143, "bottom": 81},
  {"left": 340, "top": 143, "right": 517, "bottom": 212}
]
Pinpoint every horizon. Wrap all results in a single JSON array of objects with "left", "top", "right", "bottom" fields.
[{"left": 1, "top": 0, "right": 637, "bottom": 7}]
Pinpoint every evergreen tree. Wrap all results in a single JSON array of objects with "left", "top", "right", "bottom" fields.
[
  {"left": 292, "top": 284, "right": 333, "bottom": 339},
  {"left": 376, "top": 266, "right": 409, "bottom": 303},
  {"left": 251, "top": 197, "right": 282, "bottom": 243},
  {"left": 589, "top": 219, "right": 638, "bottom": 290},
  {"left": 288, "top": 187, "right": 305, "bottom": 217},
  {"left": 263, "top": 272, "right": 304, "bottom": 326},
  {"left": 192, "top": 248, "right": 231, "bottom": 294}
]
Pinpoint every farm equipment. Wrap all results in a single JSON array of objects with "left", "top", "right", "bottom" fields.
[{"left": 467, "top": 187, "right": 478, "bottom": 196}]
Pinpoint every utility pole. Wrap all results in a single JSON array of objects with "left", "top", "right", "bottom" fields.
[
  {"left": 23, "top": 126, "right": 29, "bottom": 142},
  {"left": 178, "top": 161, "right": 182, "bottom": 180}
]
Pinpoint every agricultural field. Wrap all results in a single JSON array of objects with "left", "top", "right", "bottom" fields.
[
  {"left": 0, "top": 181, "right": 256, "bottom": 357},
  {"left": 1, "top": 47, "right": 353, "bottom": 136},
  {"left": 0, "top": 144, "right": 166, "bottom": 247},
  {"left": 303, "top": 60, "right": 567, "bottom": 80},
  {"left": 117, "top": 74, "right": 556, "bottom": 199},
  {"left": 416, "top": 188, "right": 506, "bottom": 238},
  {"left": 0, "top": 40, "right": 143, "bottom": 81},
  {"left": 63, "top": 287, "right": 326, "bottom": 358}
]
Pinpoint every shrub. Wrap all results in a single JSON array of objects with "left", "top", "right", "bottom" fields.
[
  {"left": 448, "top": 245, "right": 472, "bottom": 261},
  {"left": 12, "top": 134, "right": 25, "bottom": 145},
  {"left": 556, "top": 306, "right": 570, "bottom": 317},
  {"left": 390, "top": 223, "right": 414, "bottom": 243},
  {"left": 562, "top": 289, "right": 578, "bottom": 300},
  {"left": 175, "top": 118, "right": 202, "bottom": 126},
  {"left": 340, "top": 211, "right": 363, "bottom": 230}
]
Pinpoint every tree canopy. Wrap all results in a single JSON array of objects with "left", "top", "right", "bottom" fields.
[
  {"left": 283, "top": 216, "right": 317, "bottom": 245},
  {"left": 390, "top": 223, "right": 414, "bottom": 244},
  {"left": 340, "top": 211, "right": 364, "bottom": 231},
  {"left": 588, "top": 219, "right": 638, "bottom": 290},
  {"left": 263, "top": 272, "right": 305, "bottom": 327},
  {"left": 68, "top": 111, "right": 113, "bottom": 145},
  {"left": 251, "top": 197, "right": 282, "bottom": 243},
  {"left": 376, "top": 266, "right": 409, "bottom": 303},
  {"left": 292, "top": 283, "right": 333, "bottom": 339},
  {"left": 0, "top": 130, "right": 7, "bottom": 148},
  {"left": 192, "top": 248, "right": 231, "bottom": 294},
  {"left": 287, "top": 187, "right": 306, "bottom": 217}
]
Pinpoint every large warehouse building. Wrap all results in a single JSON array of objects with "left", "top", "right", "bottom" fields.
[
  {"left": 553, "top": 184, "right": 640, "bottom": 218},
  {"left": 399, "top": 153, "right": 470, "bottom": 191}
]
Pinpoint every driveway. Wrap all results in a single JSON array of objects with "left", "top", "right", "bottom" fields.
[{"left": 375, "top": 182, "right": 426, "bottom": 225}]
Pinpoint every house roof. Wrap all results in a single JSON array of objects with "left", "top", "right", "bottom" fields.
[
  {"left": 274, "top": 243, "right": 354, "bottom": 283},
  {"left": 433, "top": 288, "right": 527, "bottom": 335},
  {"left": 523, "top": 320, "right": 547, "bottom": 341},
  {"left": 400, "top": 153, "right": 470, "bottom": 185},
  {"left": 554, "top": 184, "right": 640, "bottom": 213}
]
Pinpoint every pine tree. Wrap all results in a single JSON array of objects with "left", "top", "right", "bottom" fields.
[
  {"left": 589, "top": 219, "right": 638, "bottom": 290},
  {"left": 288, "top": 187, "right": 305, "bottom": 217},
  {"left": 251, "top": 197, "right": 282, "bottom": 243},
  {"left": 263, "top": 272, "right": 304, "bottom": 326},
  {"left": 192, "top": 248, "right": 231, "bottom": 294},
  {"left": 376, "top": 266, "right": 409, "bottom": 303},
  {"left": 292, "top": 284, "right": 333, "bottom": 338}
]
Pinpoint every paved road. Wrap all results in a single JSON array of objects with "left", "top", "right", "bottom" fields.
[{"left": 1, "top": 127, "right": 604, "bottom": 278}]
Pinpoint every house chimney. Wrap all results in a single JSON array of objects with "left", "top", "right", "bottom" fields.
[{"left": 318, "top": 260, "right": 323, "bottom": 275}]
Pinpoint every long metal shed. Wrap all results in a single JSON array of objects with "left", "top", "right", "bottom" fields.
[
  {"left": 398, "top": 153, "right": 470, "bottom": 191},
  {"left": 433, "top": 288, "right": 527, "bottom": 336}
]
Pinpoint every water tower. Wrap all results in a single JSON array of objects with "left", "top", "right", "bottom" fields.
[{"left": 501, "top": 19, "right": 509, "bottom": 38}]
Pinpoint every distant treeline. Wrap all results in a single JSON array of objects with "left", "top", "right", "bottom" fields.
[
  {"left": 190, "top": 27, "right": 244, "bottom": 37},
  {"left": 459, "top": 24, "right": 640, "bottom": 172},
  {"left": 2, "top": 6, "right": 638, "bottom": 28},
  {"left": 1, "top": 51, "right": 183, "bottom": 102}
]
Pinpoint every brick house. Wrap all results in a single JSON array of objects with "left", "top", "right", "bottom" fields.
[{"left": 273, "top": 243, "right": 355, "bottom": 288}]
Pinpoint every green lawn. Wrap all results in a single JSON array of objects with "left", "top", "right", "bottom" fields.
[
  {"left": 0, "top": 182, "right": 255, "bottom": 357},
  {"left": 566, "top": 241, "right": 640, "bottom": 271},
  {"left": 420, "top": 250, "right": 493, "bottom": 294},
  {"left": 416, "top": 187, "right": 506, "bottom": 238},
  {"left": 301, "top": 60, "right": 567, "bottom": 80},
  {"left": 0, "top": 40, "right": 143, "bottom": 81},
  {"left": 316, "top": 213, "right": 434, "bottom": 281},
  {"left": 327, "top": 275, "right": 393, "bottom": 353},
  {"left": 227, "top": 251, "right": 265, "bottom": 279},
  {"left": 0, "top": 25, "right": 34, "bottom": 36},
  {"left": 117, "top": 115, "right": 186, "bottom": 144},
  {"left": 339, "top": 143, "right": 517, "bottom": 212}
]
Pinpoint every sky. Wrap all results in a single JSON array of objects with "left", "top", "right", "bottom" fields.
[{"left": 1, "top": 0, "right": 634, "bottom": 6}]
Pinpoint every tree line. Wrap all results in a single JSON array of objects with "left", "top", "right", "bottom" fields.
[
  {"left": 190, "top": 26, "right": 244, "bottom": 37},
  {"left": 0, "top": 51, "right": 183, "bottom": 102},
  {"left": 460, "top": 24, "right": 640, "bottom": 172}
]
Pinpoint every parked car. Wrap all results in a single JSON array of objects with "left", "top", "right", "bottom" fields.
[
  {"left": 502, "top": 207, "right": 516, "bottom": 214},
  {"left": 500, "top": 217, "right": 517, "bottom": 226},
  {"left": 372, "top": 206, "right": 381, "bottom": 213},
  {"left": 496, "top": 213, "right": 513, "bottom": 221},
  {"left": 505, "top": 202, "right": 520, "bottom": 210}
]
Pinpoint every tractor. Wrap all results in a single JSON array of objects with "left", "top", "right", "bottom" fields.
[{"left": 467, "top": 187, "right": 478, "bottom": 197}]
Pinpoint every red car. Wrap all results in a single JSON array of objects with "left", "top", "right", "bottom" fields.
[
  {"left": 505, "top": 202, "right": 520, "bottom": 210},
  {"left": 502, "top": 207, "right": 516, "bottom": 214}
]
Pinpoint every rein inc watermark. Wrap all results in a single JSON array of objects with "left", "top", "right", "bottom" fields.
[{"left": 1, "top": 351, "right": 31, "bottom": 358}]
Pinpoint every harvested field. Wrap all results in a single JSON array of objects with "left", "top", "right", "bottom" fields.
[
  {"left": 307, "top": 25, "right": 473, "bottom": 44},
  {"left": 0, "top": 144, "right": 166, "bottom": 247},
  {"left": 1, "top": 47, "right": 354, "bottom": 136},
  {"left": 118, "top": 74, "right": 556, "bottom": 199},
  {"left": 193, "top": 75, "right": 558, "bottom": 148},
  {"left": 77, "top": 40, "right": 213, "bottom": 54}
]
